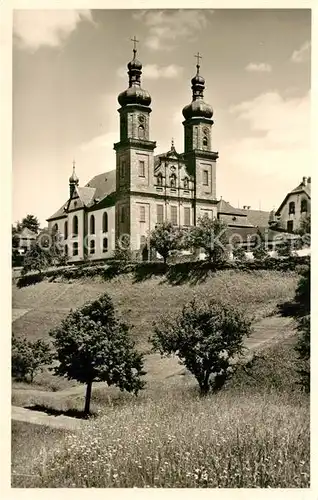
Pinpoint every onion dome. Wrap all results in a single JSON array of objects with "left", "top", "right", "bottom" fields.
[
  {"left": 69, "top": 161, "right": 79, "bottom": 185},
  {"left": 118, "top": 39, "right": 151, "bottom": 108},
  {"left": 182, "top": 54, "right": 213, "bottom": 120}
]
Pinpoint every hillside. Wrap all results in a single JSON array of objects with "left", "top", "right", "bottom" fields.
[{"left": 12, "top": 269, "right": 299, "bottom": 350}]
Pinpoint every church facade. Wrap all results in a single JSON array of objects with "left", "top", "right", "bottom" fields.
[
  {"left": 47, "top": 44, "right": 268, "bottom": 262},
  {"left": 47, "top": 46, "right": 221, "bottom": 262}
]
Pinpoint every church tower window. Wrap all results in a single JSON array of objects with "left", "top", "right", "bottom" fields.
[
  {"left": 203, "top": 170, "right": 209, "bottom": 186},
  {"left": 170, "top": 174, "right": 177, "bottom": 188},
  {"left": 139, "top": 160, "right": 145, "bottom": 177},
  {"left": 72, "top": 216, "right": 78, "bottom": 237},
  {"left": 140, "top": 205, "right": 146, "bottom": 223},
  {"left": 184, "top": 177, "right": 189, "bottom": 189},
  {"left": 203, "top": 136, "right": 208, "bottom": 149},
  {"left": 171, "top": 206, "right": 178, "bottom": 225},
  {"left": 138, "top": 125, "right": 145, "bottom": 139},
  {"left": 157, "top": 173, "right": 163, "bottom": 186}
]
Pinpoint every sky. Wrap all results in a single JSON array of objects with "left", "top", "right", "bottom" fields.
[{"left": 12, "top": 8, "right": 311, "bottom": 227}]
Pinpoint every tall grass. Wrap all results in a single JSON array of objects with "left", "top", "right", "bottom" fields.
[{"left": 25, "top": 388, "right": 309, "bottom": 488}]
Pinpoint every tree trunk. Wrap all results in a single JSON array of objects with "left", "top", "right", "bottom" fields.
[
  {"left": 199, "top": 371, "right": 211, "bottom": 396},
  {"left": 84, "top": 379, "right": 93, "bottom": 415}
]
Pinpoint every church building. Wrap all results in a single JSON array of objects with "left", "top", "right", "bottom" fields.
[{"left": 47, "top": 42, "right": 266, "bottom": 262}]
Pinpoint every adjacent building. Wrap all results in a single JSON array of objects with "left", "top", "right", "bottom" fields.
[{"left": 272, "top": 177, "right": 311, "bottom": 233}]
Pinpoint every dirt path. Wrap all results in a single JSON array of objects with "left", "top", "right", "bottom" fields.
[{"left": 11, "top": 315, "right": 295, "bottom": 430}]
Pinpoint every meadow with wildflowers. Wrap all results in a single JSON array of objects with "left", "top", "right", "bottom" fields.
[{"left": 11, "top": 268, "right": 309, "bottom": 488}]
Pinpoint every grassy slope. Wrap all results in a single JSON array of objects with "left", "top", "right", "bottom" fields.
[
  {"left": 12, "top": 335, "right": 309, "bottom": 488},
  {"left": 13, "top": 269, "right": 298, "bottom": 347}
]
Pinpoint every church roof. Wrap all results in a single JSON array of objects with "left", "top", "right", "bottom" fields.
[{"left": 47, "top": 170, "right": 116, "bottom": 221}]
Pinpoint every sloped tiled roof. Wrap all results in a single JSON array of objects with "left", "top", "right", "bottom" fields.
[
  {"left": 276, "top": 178, "right": 311, "bottom": 215},
  {"left": 47, "top": 170, "right": 117, "bottom": 221},
  {"left": 85, "top": 170, "right": 116, "bottom": 203},
  {"left": 18, "top": 227, "right": 37, "bottom": 239},
  {"left": 217, "top": 199, "right": 247, "bottom": 216},
  {"left": 240, "top": 209, "right": 270, "bottom": 228}
]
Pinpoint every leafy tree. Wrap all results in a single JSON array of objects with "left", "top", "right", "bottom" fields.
[
  {"left": 21, "top": 242, "right": 51, "bottom": 275},
  {"left": 293, "top": 265, "right": 310, "bottom": 392},
  {"left": 251, "top": 230, "right": 268, "bottom": 260},
  {"left": 38, "top": 227, "right": 65, "bottom": 266},
  {"left": 149, "top": 222, "right": 183, "bottom": 264},
  {"left": 276, "top": 238, "right": 293, "bottom": 257},
  {"left": 12, "top": 225, "right": 20, "bottom": 249},
  {"left": 21, "top": 214, "right": 40, "bottom": 234},
  {"left": 12, "top": 335, "right": 53, "bottom": 383},
  {"left": 232, "top": 243, "right": 247, "bottom": 261},
  {"left": 151, "top": 300, "right": 252, "bottom": 395},
  {"left": 113, "top": 236, "right": 133, "bottom": 262},
  {"left": 186, "top": 216, "right": 228, "bottom": 265},
  {"left": 50, "top": 294, "right": 146, "bottom": 414}
]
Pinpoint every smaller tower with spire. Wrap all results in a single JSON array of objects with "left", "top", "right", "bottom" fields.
[{"left": 69, "top": 160, "right": 79, "bottom": 198}]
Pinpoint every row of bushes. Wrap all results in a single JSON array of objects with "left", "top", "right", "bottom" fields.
[{"left": 15, "top": 255, "right": 310, "bottom": 288}]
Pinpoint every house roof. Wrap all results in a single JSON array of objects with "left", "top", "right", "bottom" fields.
[
  {"left": 17, "top": 227, "right": 37, "bottom": 239},
  {"left": 276, "top": 179, "right": 311, "bottom": 215},
  {"left": 217, "top": 199, "right": 247, "bottom": 216},
  {"left": 47, "top": 169, "right": 117, "bottom": 221},
  {"left": 240, "top": 209, "right": 270, "bottom": 228}
]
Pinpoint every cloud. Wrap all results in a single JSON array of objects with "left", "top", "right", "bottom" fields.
[
  {"left": 290, "top": 41, "right": 311, "bottom": 63},
  {"left": 13, "top": 10, "right": 94, "bottom": 51},
  {"left": 133, "top": 10, "right": 213, "bottom": 51},
  {"left": 117, "top": 64, "right": 183, "bottom": 80},
  {"left": 245, "top": 62, "right": 272, "bottom": 73},
  {"left": 218, "top": 91, "right": 310, "bottom": 208}
]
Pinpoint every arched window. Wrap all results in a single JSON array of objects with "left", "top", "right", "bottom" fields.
[
  {"left": 203, "top": 136, "right": 208, "bottom": 149},
  {"left": 103, "top": 237, "right": 108, "bottom": 253},
  {"left": 184, "top": 177, "right": 189, "bottom": 189},
  {"left": 64, "top": 244, "right": 68, "bottom": 256},
  {"left": 90, "top": 239, "right": 95, "bottom": 254},
  {"left": 170, "top": 174, "right": 177, "bottom": 188},
  {"left": 289, "top": 201, "right": 295, "bottom": 215},
  {"left": 157, "top": 173, "right": 163, "bottom": 187},
  {"left": 103, "top": 212, "right": 108, "bottom": 233},
  {"left": 64, "top": 221, "right": 68, "bottom": 240},
  {"left": 301, "top": 199, "right": 308, "bottom": 213},
  {"left": 90, "top": 215, "right": 95, "bottom": 235},
  {"left": 53, "top": 223, "right": 58, "bottom": 232},
  {"left": 138, "top": 125, "right": 145, "bottom": 139},
  {"left": 72, "top": 216, "right": 78, "bottom": 236}
]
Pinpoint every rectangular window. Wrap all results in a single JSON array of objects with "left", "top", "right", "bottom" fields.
[
  {"left": 140, "top": 205, "right": 146, "bottom": 223},
  {"left": 203, "top": 170, "right": 209, "bottom": 186},
  {"left": 184, "top": 207, "right": 191, "bottom": 226},
  {"left": 157, "top": 204, "right": 164, "bottom": 224},
  {"left": 73, "top": 242, "right": 78, "bottom": 256},
  {"left": 120, "top": 206, "right": 125, "bottom": 223},
  {"left": 120, "top": 161, "right": 126, "bottom": 178},
  {"left": 171, "top": 206, "right": 178, "bottom": 226},
  {"left": 287, "top": 221, "right": 294, "bottom": 233},
  {"left": 139, "top": 160, "right": 145, "bottom": 177}
]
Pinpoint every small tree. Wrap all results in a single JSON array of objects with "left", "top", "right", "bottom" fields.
[
  {"left": 21, "top": 242, "right": 51, "bottom": 275},
  {"left": 50, "top": 294, "right": 146, "bottom": 414},
  {"left": 232, "top": 243, "right": 247, "bottom": 261},
  {"left": 151, "top": 300, "right": 252, "bottom": 395},
  {"left": 149, "top": 222, "right": 183, "bottom": 264},
  {"left": 186, "top": 216, "right": 228, "bottom": 265},
  {"left": 113, "top": 236, "right": 132, "bottom": 262},
  {"left": 21, "top": 214, "right": 40, "bottom": 234},
  {"left": 276, "top": 238, "right": 293, "bottom": 257},
  {"left": 12, "top": 335, "right": 53, "bottom": 383},
  {"left": 251, "top": 230, "right": 268, "bottom": 260},
  {"left": 293, "top": 265, "right": 310, "bottom": 392}
]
